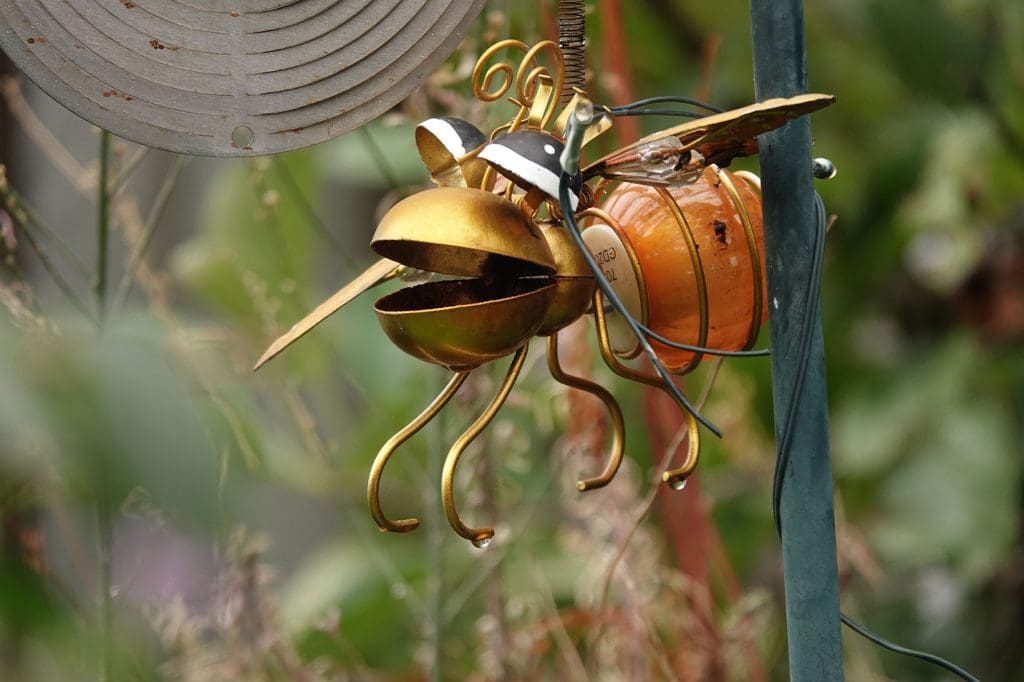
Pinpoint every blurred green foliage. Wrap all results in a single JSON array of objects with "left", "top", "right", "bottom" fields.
[{"left": 1, "top": 0, "right": 1022, "bottom": 680}]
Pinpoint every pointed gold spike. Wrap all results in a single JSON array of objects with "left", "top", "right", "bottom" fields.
[{"left": 253, "top": 258, "right": 402, "bottom": 371}]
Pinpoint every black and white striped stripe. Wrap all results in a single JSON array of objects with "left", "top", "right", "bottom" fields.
[{"left": 480, "top": 131, "right": 580, "bottom": 210}]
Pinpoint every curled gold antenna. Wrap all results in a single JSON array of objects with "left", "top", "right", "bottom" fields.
[
  {"left": 367, "top": 371, "right": 470, "bottom": 533},
  {"left": 442, "top": 347, "right": 528, "bottom": 548},
  {"left": 471, "top": 39, "right": 565, "bottom": 129},
  {"left": 546, "top": 334, "right": 625, "bottom": 492}
]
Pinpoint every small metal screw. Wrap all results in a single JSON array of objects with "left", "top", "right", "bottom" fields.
[{"left": 231, "top": 126, "right": 254, "bottom": 149}]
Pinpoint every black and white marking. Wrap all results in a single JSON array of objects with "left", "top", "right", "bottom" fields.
[
  {"left": 479, "top": 131, "right": 581, "bottom": 210},
  {"left": 417, "top": 117, "right": 487, "bottom": 159}
]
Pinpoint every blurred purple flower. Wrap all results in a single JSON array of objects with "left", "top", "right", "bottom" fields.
[{"left": 114, "top": 516, "right": 215, "bottom": 609}]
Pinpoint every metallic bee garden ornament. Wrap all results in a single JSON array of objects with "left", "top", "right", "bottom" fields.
[{"left": 255, "top": 39, "right": 835, "bottom": 548}]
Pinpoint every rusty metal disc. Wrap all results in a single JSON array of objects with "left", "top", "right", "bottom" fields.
[{"left": 0, "top": 0, "right": 484, "bottom": 156}]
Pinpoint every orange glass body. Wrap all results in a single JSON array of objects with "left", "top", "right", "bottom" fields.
[{"left": 596, "top": 166, "right": 768, "bottom": 372}]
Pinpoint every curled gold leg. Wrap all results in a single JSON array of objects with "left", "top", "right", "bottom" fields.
[
  {"left": 367, "top": 371, "right": 469, "bottom": 534},
  {"left": 546, "top": 334, "right": 625, "bottom": 492},
  {"left": 662, "top": 413, "right": 700, "bottom": 490},
  {"left": 592, "top": 292, "right": 703, "bottom": 488},
  {"left": 442, "top": 347, "right": 528, "bottom": 548}
]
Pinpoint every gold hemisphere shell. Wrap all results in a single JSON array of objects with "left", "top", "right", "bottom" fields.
[
  {"left": 372, "top": 187, "right": 556, "bottom": 277},
  {"left": 535, "top": 223, "right": 595, "bottom": 335},
  {"left": 374, "top": 279, "right": 556, "bottom": 371}
]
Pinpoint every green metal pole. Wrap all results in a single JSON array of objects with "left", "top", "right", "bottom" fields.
[{"left": 749, "top": 2, "right": 845, "bottom": 680}]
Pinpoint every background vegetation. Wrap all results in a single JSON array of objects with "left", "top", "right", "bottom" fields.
[{"left": 1, "top": 0, "right": 1021, "bottom": 679}]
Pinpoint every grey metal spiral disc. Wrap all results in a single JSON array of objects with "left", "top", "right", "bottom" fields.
[{"left": 0, "top": 0, "right": 485, "bottom": 156}]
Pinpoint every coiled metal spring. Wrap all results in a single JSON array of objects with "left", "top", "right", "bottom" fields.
[{"left": 558, "top": 0, "right": 586, "bottom": 102}]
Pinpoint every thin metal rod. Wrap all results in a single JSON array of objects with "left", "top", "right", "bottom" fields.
[
  {"left": 94, "top": 128, "right": 114, "bottom": 682},
  {"left": 749, "top": 2, "right": 844, "bottom": 680},
  {"left": 95, "top": 130, "right": 111, "bottom": 321}
]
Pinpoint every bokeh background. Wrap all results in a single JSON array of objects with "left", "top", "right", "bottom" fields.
[{"left": 1, "top": 1, "right": 1022, "bottom": 680}]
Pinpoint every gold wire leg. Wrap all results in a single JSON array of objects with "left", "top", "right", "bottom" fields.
[
  {"left": 442, "top": 346, "right": 528, "bottom": 548},
  {"left": 592, "top": 292, "right": 703, "bottom": 489},
  {"left": 546, "top": 334, "right": 625, "bottom": 492},
  {"left": 367, "top": 371, "right": 469, "bottom": 533},
  {"left": 662, "top": 413, "right": 700, "bottom": 490}
]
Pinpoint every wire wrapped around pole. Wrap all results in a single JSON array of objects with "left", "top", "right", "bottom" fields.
[{"left": 558, "top": 0, "right": 586, "bottom": 102}]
